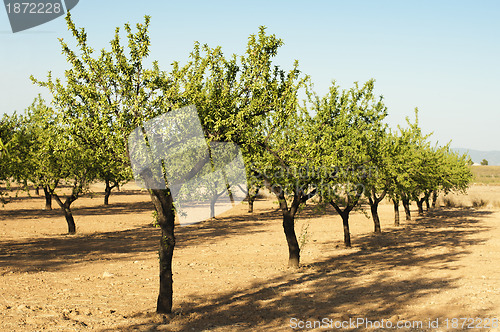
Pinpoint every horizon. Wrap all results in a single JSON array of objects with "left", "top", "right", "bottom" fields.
[{"left": 1, "top": 0, "right": 499, "bottom": 151}]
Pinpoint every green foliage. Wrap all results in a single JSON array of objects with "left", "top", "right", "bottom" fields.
[
  {"left": 308, "top": 79, "right": 387, "bottom": 214},
  {"left": 481, "top": 159, "right": 489, "bottom": 166},
  {"left": 386, "top": 109, "right": 473, "bottom": 215}
]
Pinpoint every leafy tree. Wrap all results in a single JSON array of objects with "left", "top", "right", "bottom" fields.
[
  {"left": 19, "top": 96, "right": 100, "bottom": 233},
  {"left": 309, "top": 79, "right": 386, "bottom": 247},
  {"left": 388, "top": 110, "right": 473, "bottom": 222},
  {"left": 387, "top": 110, "right": 429, "bottom": 222},
  {"left": 250, "top": 108, "right": 316, "bottom": 268},
  {"left": 34, "top": 13, "right": 308, "bottom": 312},
  {"left": 33, "top": 13, "right": 178, "bottom": 310},
  {"left": 170, "top": 27, "right": 313, "bottom": 269},
  {"left": 0, "top": 114, "right": 18, "bottom": 204},
  {"left": 481, "top": 159, "right": 488, "bottom": 166}
]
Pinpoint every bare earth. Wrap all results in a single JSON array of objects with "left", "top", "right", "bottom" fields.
[{"left": 1, "top": 184, "right": 499, "bottom": 331}]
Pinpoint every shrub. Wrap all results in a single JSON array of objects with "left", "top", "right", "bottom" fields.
[
  {"left": 471, "top": 198, "right": 488, "bottom": 208},
  {"left": 443, "top": 196, "right": 456, "bottom": 208}
]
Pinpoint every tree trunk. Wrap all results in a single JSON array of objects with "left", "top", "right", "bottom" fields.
[
  {"left": 63, "top": 207, "right": 76, "bottom": 234},
  {"left": 283, "top": 212, "right": 300, "bottom": 268},
  {"left": 432, "top": 190, "right": 438, "bottom": 208},
  {"left": 368, "top": 197, "right": 381, "bottom": 233},
  {"left": 43, "top": 186, "right": 52, "bottom": 210},
  {"left": 104, "top": 179, "right": 112, "bottom": 205},
  {"left": 402, "top": 197, "right": 411, "bottom": 221},
  {"left": 248, "top": 196, "right": 255, "bottom": 213},
  {"left": 149, "top": 189, "right": 175, "bottom": 314},
  {"left": 104, "top": 179, "right": 119, "bottom": 205},
  {"left": 393, "top": 199, "right": 400, "bottom": 226},
  {"left": 52, "top": 193, "right": 76, "bottom": 234},
  {"left": 423, "top": 191, "right": 431, "bottom": 211},
  {"left": 340, "top": 211, "right": 351, "bottom": 247},
  {"left": 35, "top": 187, "right": 40, "bottom": 196},
  {"left": 417, "top": 198, "right": 424, "bottom": 216},
  {"left": 210, "top": 197, "right": 216, "bottom": 218},
  {"left": 247, "top": 187, "right": 259, "bottom": 213}
]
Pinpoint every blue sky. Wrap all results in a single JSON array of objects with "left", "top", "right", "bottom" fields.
[{"left": 1, "top": 0, "right": 499, "bottom": 150}]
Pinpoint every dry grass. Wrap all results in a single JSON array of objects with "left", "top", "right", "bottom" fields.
[
  {"left": 442, "top": 196, "right": 459, "bottom": 208},
  {"left": 438, "top": 185, "right": 500, "bottom": 209},
  {"left": 471, "top": 165, "right": 500, "bottom": 185},
  {"left": 471, "top": 197, "right": 488, "bottom": 208}
]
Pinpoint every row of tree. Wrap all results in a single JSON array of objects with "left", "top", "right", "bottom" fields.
[{"left": 0, "top": 13, "right": 472, "bottom": 313}]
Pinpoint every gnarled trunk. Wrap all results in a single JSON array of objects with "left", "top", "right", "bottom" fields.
[
  {"left": 247, "top": 187, "right": 260, "bottom": 213},
  {"left": 104, "top": 179, "right": 118, "bottom": 205},
  {"left": 393, "top": 199, "right": 400, "bottom": 226},
  {"left": 52, "top": 193, "right": 77, "bottom": 234},
  {"left": 402, "top": 196, "right": 411, "bottom": 221},
  {"left": 63, "top": 207, "right": 76, "bottom": 234},
  {"left": 370, "top": 200, "right": 381, "bottom": 233},
  {"left": 248, "top": 196, "right": 255, "bottom": 213},
  {"left": 340, "top": 211, "right": 351, "bottom": 247},
  {"left": 432, "top": 190, "right": 438, "bottom": 208},
  {"left": 416, "top": 198, "right": 424, "bottom": 216},
  {"left": 210, "top": 197, "right": 217, "bottom": 218},
  {"left": 43, "top": 186, "right": 52, "bottom": 210},
  {"left": 368, "top": 189, "right": 386, "bottom": 233},
  {"left": 283, "top": 212, "right": 300, "bottom": 268},
  {"left": 149, "top": 188, "right": 175, "bottom": 314}
]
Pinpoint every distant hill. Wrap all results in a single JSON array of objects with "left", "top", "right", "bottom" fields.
[{"left": 453, "top": 148, "right": 500, "bottom": 166}]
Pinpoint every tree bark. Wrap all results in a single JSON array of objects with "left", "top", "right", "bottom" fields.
[
  {"left": 416, "top": 198, "right": 424, "bottom": 216},
  {"left": 423, "top": 191, "right": 431, "bottom": 211},
  {"left": 402, "top": 197, "right": 411, "bottom": 221},
  {"left": 368, "top": 189, "right": 385, "bottom": 233},
  {"left": 210, "top": 197, "right": 216, "bottom": 218},
  {"left": 62, "top": 207, "right": 76, "bottom": 234},
  {"left": 393, "top": 199, "right": 400, "bottom": 226},
  {"left": 43, "top": 186, "right": 52, "bottom": 210},
  {"left": 35, "top": 187, "right": 40, "bottom": 196},
  {"left": 369, "top": 198, "right": 381, "bottom": 233},
  {"left": 330, "top": 201, "right": 356, "bottom": 248},
  {"left": 247, "top": 187, "right": 259, "bottom": 213},
  {"left": 52, "top": 193, "right": 76, "bottom": 234},
  {"left": 104, "top": 179, "right": 118, "bottom": 205},
  {"left": 431, "top": 190, "right": 438, "bottom": 208},
  {"left": 283, "top": 212, "right": 300, "bottom": 268},
  {"left": 149, "top": 189, "right": 175, "bottom": 314},
  {"left": 340, "top": 211, "right": 351, "bottom": 247},
  {"left": 248, "top": 196, "right": 255, "bottom": 213}
]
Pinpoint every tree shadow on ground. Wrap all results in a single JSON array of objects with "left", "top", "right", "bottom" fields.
[
  {"left": 100, "top": 208, "right": 493, "bottom": 332},
  {"left": 0, "top": 200, "right": 154, "bottom": 221},
  {"left": 0, "top": 209, "right": 278, "bottom": 274}
]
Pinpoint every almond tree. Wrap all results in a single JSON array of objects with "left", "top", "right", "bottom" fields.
[
  {"left": 309, "top": 79, "right": 387, "bottom": 247},
  {"left": 33, "top": 13, "right": 308, "bottom": 312},
  {"left": 0, "top": 113, "right": 19, "bottom": 204},
  {"left": 12, "top": 96, "right": 100, "bottom": 233}
]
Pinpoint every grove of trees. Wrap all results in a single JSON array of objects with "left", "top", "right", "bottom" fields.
[{"left": 0, "top": 13, "right": 473, "bottom": 314}]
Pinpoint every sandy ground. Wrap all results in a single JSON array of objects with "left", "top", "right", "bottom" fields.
[{"left": 0, "top": 184, "right": 499, "bottom": 331}]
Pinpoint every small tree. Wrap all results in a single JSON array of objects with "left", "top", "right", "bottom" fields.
[
  {"left": 34, "top": 14, "right": 310, "bottom": 312},
  {"left": 481, "top": 159, "right": 488, "bottom": 166},
  {"left": 20, "top": 97, "right": 100, "bottom": 234},
  {"left": 310, "top": 79, "right": 386, "bottom": 247}
]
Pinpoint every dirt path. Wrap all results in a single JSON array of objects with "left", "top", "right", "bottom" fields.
[{"left": 0, "top": 185, "right": 499, "bottom": 331}]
